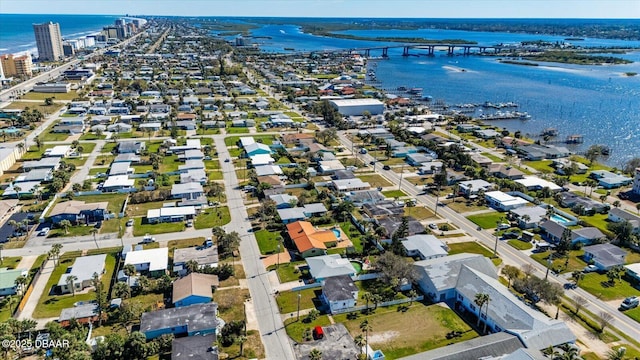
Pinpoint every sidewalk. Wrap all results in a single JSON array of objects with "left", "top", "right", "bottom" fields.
[
  {"left": 18, "top": 259, "right": 55, "bottom": 325},
  {"left": 15, "top": 255, "right": 38, "bottom": 271}
]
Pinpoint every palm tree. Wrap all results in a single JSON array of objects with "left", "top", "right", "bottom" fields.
[
  {"left": 114, "top": 282, "right": 131, "bottom": 299},
  {"left": 474, "top": 293, "right": 490, "bottom": 332},
  {"left": 502, "top": 265, "right": 522, "bottom": 289},
  {"left": 362, "top": 292, "right": 374, "bottom": 313},
  {"left": 354, "top": 334, "right": 365, "bottom": 357},
  {"left": 66, "top": 275, "right": 78, "bottom": 296},
  {"left": 408, "top": 289, "right": 418, "bottom": 306},
  {"left": 14, "top": 275, "right": 28, "bottom": 294},
  {"left": 606, "top": 347, "right": 627, "bottom": 360},
  {"left": 51, "top": 243, "right": 63, "bottom": 267},
  {"left": 90, "top": 228, "right": 99, "bottom": 249},
  {"left": 236, "top": 335, "right": 247, "bottom": 357},
  {"left": 185, "top": 260, "right": 200, "bottom": 274},
  {"left": 360, "top": 319, "right": 372, "bottom": 351},
  {"left": 7, "top": 220, "right": 19, "bottom": 239},
  {"left": 123, "top": 264, "right": 136, "bottom": 287},
  {"left": 12, "top": 185, "right": 21, "bottom": 200},
  {"left": 59, "top": 219, "right": 72, "bottom": 235},
  {"left": 309, "top": 348, "right": 322, "bottom": 360},
  {"left": 571, "top": 270, "right": 584, "bottom": 286}
]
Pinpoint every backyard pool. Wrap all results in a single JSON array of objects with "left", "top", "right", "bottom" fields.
[
  {"left": 550, "top": 214, "right": 572, "bottom": 225},
  {"left": 0, "top": 127, "right": 20, "bottom": 134},
  {"left": 332, "top": 228, "right": 341, "bottom": 239}
]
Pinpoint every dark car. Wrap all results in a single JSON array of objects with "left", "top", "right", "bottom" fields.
[
  {"left": 382, "top": 165, "right": 391, "bottom": 170},
  {"left": 502, "top": 232, "right": 520, "bottom": 239},
  {"left": 564, "top": 283, "right": 578, "bottom": 290}
]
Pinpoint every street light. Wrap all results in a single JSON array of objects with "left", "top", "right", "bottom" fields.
[
  {"left": 276, "top": 244, "right": 280, "bottom": 269},
  {"left": 493, "top": 220, "right": 500, "bottom": 257},
  {"left": 297, "top": 292, "right": 302, "bottom": 321}
]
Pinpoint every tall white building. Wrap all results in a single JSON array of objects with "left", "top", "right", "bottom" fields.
[
  {"left": 633, "top": 167, "right": 640, "bottom": 195},
  {"left": 33, "top": 22, "right": 64, "bottom": 61}
]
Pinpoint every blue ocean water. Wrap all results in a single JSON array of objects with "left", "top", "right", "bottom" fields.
[
  {"left": 246, "top": 24, "right": 640, "bottom": 167},
  {"left": 0, "top": 14, "right": 120, "bottom": 54}
]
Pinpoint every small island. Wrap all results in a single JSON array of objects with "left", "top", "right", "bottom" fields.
[
  {"left": 522, "top": 51, "right": 632, "bottom": 65},
  {"left": 624, "top": 72, "right": 638, "bottom": 77}
]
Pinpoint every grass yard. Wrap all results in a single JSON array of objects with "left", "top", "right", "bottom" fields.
[
  {"left": 48, "top": 225, "right": 95, "bottom": 238},
  {"left": 101, "top": 142, "right": 118, "bottom": 153},
  {"left": 357, "top": 174, "right": 392, "bottom": 188},
  {"left": 530, "top": 250, "right": 586, "bottom": 274},
  {"left": 133, "top": 217, "right": 184, "bottom": 236},
  {"left": 480, "top": 152, "right": 503, "bottom": 162},
  {"left": 4, "top": 101, "right": 63, "bottom": 114},
  {"left": 467, "top": 212, "right": 507, "bottom": 229},
  {"left": 446, "top": 201, "right": 489, "bottom": 214},
  {"left": 625, "top": 306, "right": 640, "bottom": 324},
  {"left": 276, "top": 288, "right": 319, "bottom": 314},
  {"left": 194, "top": 206, "right": 231, "bottom": 229},
  {"left": 126, "top": 201, "right": 168, "bottom": 217},
  {"left": 523, "top": 160, "right": 554, "bottom": 173},
  {"left": 33, "top": 252, "right": 117, "bottom": 318},
  {"left": 404, "top": 206, "right": 436, "bottom": 220},
  {"left": 208, "top": 171, "right": 223, "bottom": 180},
  {"left": 334, "top": 303, "right": 478, "bottom": 359},
  {"left": 23, "top": 91, "right": 78, "bottom": 101},
  {"left": 41, "top": 129, "right": 69, "bottom": 142},
  {"left": 382, "top": 189, "right": 407, "bottom": 198},
  {"left": 79, "top": 133, "right": 107, "bottom": 140},
  {"left": 227, "top": 127, "right": 250, "bottom": 134},
  {"left": 88, "top": 167, "right": 109, "bottom": 175},
  {"left": 272, "top": 261, "right": 307, "bottom": 283},
  {"left": 340, "top": 221, "right": 363, "bottom": 253},
  {"left": 508, "top": 240, "right": 533, "bottom": 250},
  {"left": 78, "top": 142, "right": 97, "bottom": 153},
  {"left": 74, "top": 193, "right": 127, "bottom": 214},
  {"left": 284, "top": 315, "right": 332, "bottom": 343},
  {"left": 578, "top": 272, "right": 640, "bottom": 301},
  {"left": 64, "top": 157, "right": 88, "bottom": 167},
  {"left": 448, "top": 241, "right": 495, "bottom": 258},
  {"left": 0, "top": 256, "right": 22, "bottom": 269},
  {"left": 215, "top": 288, "right": 251, "bottom": 324},
  {"left": 100, "top": 218, "right": 124, "bottom": 235},
  {"left": 254, "top": 229, "right": 281, "bottom": 255}
]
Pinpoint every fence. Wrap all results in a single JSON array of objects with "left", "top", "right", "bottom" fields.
[
  {"left": 291, "top": 283, "right": 322, "bottom": 292},
  {"left": 17, "top": 260, "right": 45, "bottom": 313},
  {"left": 331, "top": 295, "right": 425, "bottom": 315}
]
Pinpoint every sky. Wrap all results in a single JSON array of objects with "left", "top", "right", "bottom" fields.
[{"left": 2, "top": 0, "right": 639, "bottom": 18}]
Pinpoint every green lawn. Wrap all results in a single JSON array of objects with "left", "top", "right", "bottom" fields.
[
  {"left": 33, "top": 252, "right": 117, "bottom": 318},
  {"left": 357, "top": 174, "right": 392, "bottom": 188},
  {"left": 159, "top": 155, "right": 181, "bottom": 173},
  {"left": 404, "top": 206, "right": 436, "bottom": 220},
  {"left": 0, "top": 256, "right": 22, "bottom": 269},
  {"left": 227, "top": 127, "right": 250, "bottom": 134},
  {"left": 272, "top": 261, "right": 307, "bottom": 283},
  {"left": 333, "top": 303, "right": 478, "bottom": 359},
  {"left": 224, "top": 134, "right": 276, "bottom": 146},
  {"left": 78, "top": 142, "right": 97, "bottom": 153},
  {"left": 23, "top": 90, "right": 78, "bottom": 101},
  {"left": 100, "top": 218, "right": 124, "bottom": 235},
  {"left": 276, "top": 288, "right": 320, "bottom": 314},
  {"left": 446, "top": 201, "right": 489, "bottom": 214},
  {"left": 126, "top": 200, "right": 169, "bottom": 217},
  {"left": 48, "top": 226, "right": 95, "bottom": 238},
  {"left": 79, "top": 133, "right": 107, "bottom": 140},
  {"left": 133, "top": 218, "right": 185, "bottom": 236},
  {"left": 625, "top": 306, "right": 640, "bottom": 324},
  {"left": 530, "top": 250, "right": 586, "bottom": 274},
  {"left": 467, "top": 212, "right": 507, "bottom": 229},
  {"left": 523, "top": 160, "right": 554, "bottom": 173},
  {"left": 101, "top": 142, "right": 118, "bottom": 153},
  {"left": 88, "top": 167, "right": 109, "bottom": 175},
  {"left": 73, "top": 194, "right": 127, "bottom": 214},
  {"left": 254, "top": 229, "right": 281, "bottom": 255},
  {"left": 194, "top": 206, "right": 231, "bottom": 229},
  {"left": 382, "top": 190, "right": 407, "bottom": 198},
  {"left": 508, "top": 240, "right": 533, "bottom": 250},
  {"left": 284, "top": 315, "right": 332, "bottom": 343},
  {"left": 448, "top": 241, "right": 496, "bottom": 258},
  {"left": 64, "top": 157, "right": 88, "bottom": 167},
  {"left": 480, "top": 152, "right": 503, "bottom": 162},
  {"left": 340, "top": 221, "right": 363, "bottom": 253},
  {"left": 578, "top": 272, "right": 640, "bottom": 301},
  {"left": 41, "top": 130, "right": 69, "bottom": 142}
]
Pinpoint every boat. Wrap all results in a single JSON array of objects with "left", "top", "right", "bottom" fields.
[
  {"left": 284, "top": 47, "right": 295, "bottom": 51},
  {"left": 407, "top": 88, "right": 423, "bottom": 95},
  {"left": 396, "top": 86, "right": 407, "bottom": 91}
]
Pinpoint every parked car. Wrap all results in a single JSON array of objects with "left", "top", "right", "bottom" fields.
[
  {"left": 502, "top": 232, "right": 520, "bottom": 239},
  {"left": 141, "top": 234, "right": 156, "bottom": 244},
  {"left": 224, "top": 158, "right": 230, "bottom": 162},
  {"left": 186, "top": 220, "right": 193, "bottom": 227},
  {"left": 126, "top": 219, "right": 134, "bottom": 227},
  {"left": 620, "top": 296, "right": 639, "bottom": 311},
  {"left": 583, "top": 265, "right": 598, "bottom": 273},
  {"left": 382, "top": 165, "right": 391, "bottom": 170},
  {"left": 497, "top": 223, "right": 511, "bottom": 230},
  {"left": 564, "top": 283, "right": 578, "bottom": 290},
  {"left": 39, "top": 227, "right": 50, "bottom": 236},
  {"left": 428, "top": 223, "right": 438, "bottom": 230}
]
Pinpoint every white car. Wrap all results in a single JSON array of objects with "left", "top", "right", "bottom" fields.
[
  {"left": 39, "top": 227, "right": 50, "bottom": 236},
  {"left": 428, "top": 223, "right": 438, "bottom": 230},
  {"left": 141, "top": 234, "right": 156, "bottom": 244},
  {"left": 583, "top": 265, "right": 598, "bottom": 273}
]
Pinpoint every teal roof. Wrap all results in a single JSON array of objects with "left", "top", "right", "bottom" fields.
[{"left": 0, "top": 267, "right": 25, "bottom": 290}]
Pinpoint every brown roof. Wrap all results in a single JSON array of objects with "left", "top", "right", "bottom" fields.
[
  {"left": 177, "top": 113, "right": 197, "bottom": 120},
  {"left": 286, "top": 221, "right": 338, "bottom": 253},
  {"left": 172, "top": 273, "right": 219, "bottom": 304},
  {"left": 257, "top": 175, "right": 282, "bottom": 186},
  {"left": 282, "top": 133, "right": 315, "bottom": 144},
  {"left": 49, "top": 200, "right": 108, "bottom": 217}
]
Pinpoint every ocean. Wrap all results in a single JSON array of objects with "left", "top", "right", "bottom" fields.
[
  {"left": 244, "top": 24, "right": 640, "bottom": 167},
  {"left": 0, "top": 14, "right": 120, "bottom": 55}
]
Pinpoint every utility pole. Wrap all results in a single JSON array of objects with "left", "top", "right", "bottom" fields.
[
  {"left": 545, "top": 257, "right": 552, "bottom": 280},
  {"left": 493, "top": 220, "right": 500, "bottom": 257},
  {"left": 398, "top": 163, "right": 405, "bottom": 190},
  {"left": 297, "top": 292, "right": 302, "bottom": 321}
]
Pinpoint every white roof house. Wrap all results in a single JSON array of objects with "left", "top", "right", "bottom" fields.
[
  {"left": 402, "top": 235, "right": 448, "bottom": 260},
  {"left": 330, "top": 98, "right": 385, "bottom": 116},
  {"left": 102, "top": 175, "right": 135, "bottom": 191},
  {"left": 318, "top": 160, "right": 346, "bottom": 174},
  {"left": 459, "top": 179, "right": 494, "bottom": 196},
  {"left": 147, "top": 206, "right": 196, "bottom": 222},
  {"left": 331, "top": 178, "right": 371, "bottom": 192},
  {"left": 250, "top": 154, "right": 275, "bottom": 166},
  {"left": 515, "top": 176, "right": 562, "bottom": 192},
  {"left": 485, "top": 191, "right": 529, "bottom": 211},
  {"left": 239, "top": 137, "right": 255, "bottom": 148},
  {"left": 307, "top": 254, "right": 357, "bottom": 281},
  {"left": 44, "top": 145, "right": 72, "bottom": 157},
  {"left": 124, "top": 247, "right": 169, "bottom": 274},
  {"left": 254, "top": 165, "right": 283, "bottom": 176},
  {"left": 58, "top": 254, "right": 107, "bottom": 292}
]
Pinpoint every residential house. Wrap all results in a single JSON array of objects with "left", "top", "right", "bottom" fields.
[
  {"left": 515, "top": 177, "right": 562, "bottom": 192},
  {"left": 362, "top": 200, "right": 405, "bottom": 219},
  {"left": 44, "top": 145, "right": 72, "bottom": 158},
  {"left": 180, "top": 170, "right": 208, "bottom": 185},
  {"left": 510, "top": 206, "right": 547, "bottom": 229},
  {"left": 322, "top": 275, "right": 359, "bottom": 314},
  {"left": 485, "top": 191, "right": 529, "bottom": 212},
  {"left": 173, "top": 246, "right": 219, "bottom": 276},
  {"left": 608, "top": 208, "right": 640, "bottom": 234},
  {"left": 307, "top": 254, "right": 357, "bottom": 282},
  {"left": 109, "top": 161, "right": 134, "bottom": 176},
  {"left": 49, "top": 200, "right": 108, "bottom": 225},
  {"left": 250, "top": 154, "right": 276, "bottom": 166},
  {"left": 269, "top": 194, "right": 298, "bottom": 209},
  {"left": 14, "top": 168, "right": 53, "bottom": 183},
  {"left": 286, "top": 221, "right": 339, "bottom": 258},
  {"left": 107, "top": 122, "right": 133, "bottom": 133},
  {"left": 57, "top": 254, "right": 106, "bottom": 294},
  {"left": 344, "top": 190, "right": 385, "bottom": 206},
  {"left": 254, "top": 165, "right": 284, "bottom": 177},
  {"left": 458, "top": 179, "right": 494, "bottom": 198},
  {"left": 557, "top": 192, "right": 609, "bottom": 215},
  {"left": 318, "top": 160, "right": 346, "bottom": 175},
  {"left": 147, "top": 206, "right": 196, "bottom": 224},
  {"left": 171, "top": 334, "right": 218, "bottom": 360},
  {"left": 402, "top": 235, "right": 449, "bottom": 260},
  {"left": 118, "top": 140, "right": 145, "bottom": 154},
  {"left": 625, "top": 263, "right": 640, "bottom": 284},
  {"left": 376, "top": 216, "right": 425, "bottom": 240},
  {"left": 124, "top": 247, "right": 169, "bottom": 278},
  {"left": 172, "top": 273, "right": 219, "bottom": 308},
  {"left": 244, "top": 142, "right": 272, "bottom": 157},
  {"left": 140, "top": 303, "right": 218, "bottom": 340},
  {"left": 114, "top": 153, "right": 141, "bottom": 163},
  {"left": 590, "top": 170, "right": 633, "bottom": 189},
  {"left": 406, "top": 153, "right": 435, "bottom": 167},
  {"left": 407, "top": 332, "right": 526, "bottom": 360},
  {"left": 102, "top": 175, "right": 135, "bottom": 192},
  {"left": 583, "top": 244, "right": 627, "bottom": 271},
  {"left": 171, "top": 182, "right": 207, "bottom": 206},
  {"left": 331, "top": 179, "right": 371, "bottom": 193},
  {"left": 0, "top": 268, "right": 28, "bottom": 296},
  {"left": 22, "top": 157, "right": 61, "bottom": 171},
  {"left": 488, "top": 164, "right": 525, "bottom": 180},
  {"left": 59, "top": 303, "right": 101, "bottom": 327},
  {"left": 418, "top": 161, "right": 444, "bottom": 175},
  {"left": 276, "top": 203, "right": 327, "bottom": 224}
]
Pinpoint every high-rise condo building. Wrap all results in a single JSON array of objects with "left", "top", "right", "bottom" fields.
[
  {"left": 0, "top": 54, "right": 33, "bottom": 77},
  {"left": 33, "top": 22, "right": 64, "bottom": 61}
]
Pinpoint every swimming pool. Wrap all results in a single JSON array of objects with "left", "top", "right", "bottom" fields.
[
  {"left": 0, "top": 128, "right": 20, "bottom": 134},
  {"left": 332, "top": 228, "right": 341, "bottom": 239},
  {"left": 550, "top": 214, "right": 572, "bottom": 224}
]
